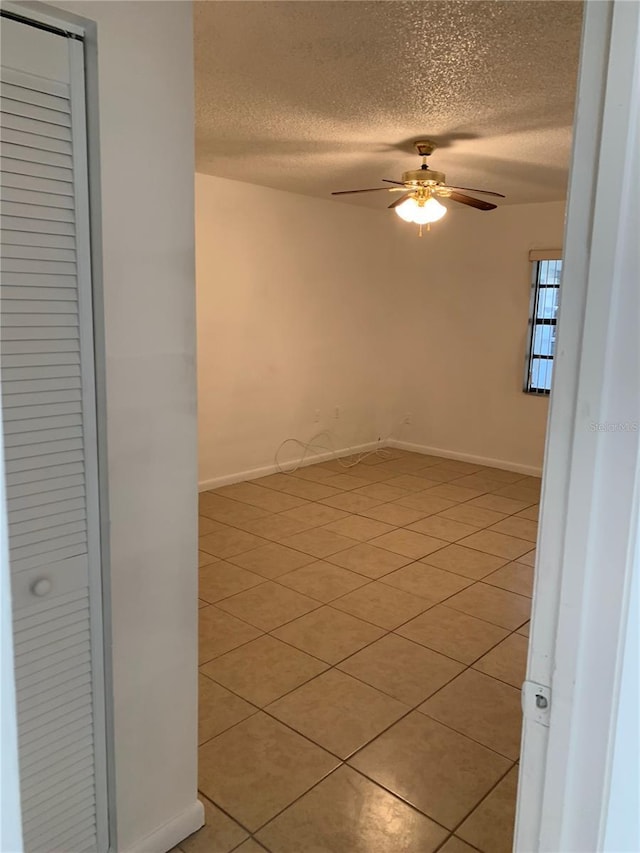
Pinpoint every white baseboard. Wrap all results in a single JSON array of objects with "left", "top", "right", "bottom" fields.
[
  {"left": 387, "top": 439, "right": 543, "bottom": 477},
  {"left": 198, "top": 440, "right": 381, "bottom": 492},
  {"left": 120, "top": 799, "right": 205, "bottom": 853}
]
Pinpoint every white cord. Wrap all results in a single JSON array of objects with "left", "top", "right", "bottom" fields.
[{"left": 273, "top": 421, "right": 406, "bottom": 475}]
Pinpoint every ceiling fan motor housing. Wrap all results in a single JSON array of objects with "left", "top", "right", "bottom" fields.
[{"left": 402, "top": 168, "right": 446, "bottom": 186}]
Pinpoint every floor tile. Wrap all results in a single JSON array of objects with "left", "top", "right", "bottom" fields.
[
  {"left": 199, "top": 527, "right": 267, "bottom": 559},
  {"left": 447, "top": 474, "right": 504, "bottom": 492},
  {"left": 343, "top": 464, "right": 397, "bottom": 482},
  {"left": 370, "top": 529, "right": 448, "bottom": 559},
  {"left": 516, "top": 504, "right": 540, "bottom": 521},
  {"left": 277, "top": 560, "right": 369, "bottom": 602},
  {"left": 290, "top": 464, "right": 339, "bottom": 482},
  {"left": 272, "top": 606, "right": 385, "bottom": 664},
  {"left": 394, "top": 492, "right": 457, "bottom": 515},
  {"left": 266, "top": 669, "right": 408, "bottom": 758},
  {"left": 233, "top": 840, "right": 268, "bottom": 853},
  {"left": 323, "top": 473, "right": 372, "bottom": 491},
  {"left": 488, "top": 516, "right": 538, "bottom": 543},
  {"left": 322, "top": 515, "right": 396, "bottom": 541},
  {"left": 282, "top": 503, "right": 348, "bottom": 527},
  {"left": 199, "top": 606, "right": 263, "bottom": 664},
  {"left": 327, "top": 542, "right": 413, "bottom": 578},
  {"left": 229, "top": 543, "right": 315, "bottom": 578},
  {"left": 178, "top": 794, "right": 249, "bottom": 853},
  {"left": 516, "top": 549, "right": 536, "bottom": 567},
  {"left": 466, "top": 494, "right": 532, "bottom": 515},
  {"left": 422, "top": 544, "right": 508, "bottom": 579},
  {"left": 319, "top": 492, "right": 385, "bottom": 513},
  {"left": 199, "top": 550, "right": 219, "bottom": 568},
  {"left": 485, "top": 561, "right": 534, "bottom": 597},
  {"left": 437, "top": 504, "right": 507, "bottom": 529},
  {"left": 257, "top": 765, "right": 447, "bottom": 853},
  {"left": 281, "top": 502, "right": 348, "bottom": 527},
  {"left": 384, "top": 474, "right": 436, "bottom": 492},
  {"left": 474, "top": 633, "right": 529, "bottom": 688},
  {"left": 405, "top": 466, "right": 461, "bottom": 483},
  {"left": 517, "top": 621, "right": 530, "bottom": 637},
  {"left": 457, "top": 766, "right": 519, "bottom": 853},
  {"left": 239, "top": 513, "right": 316, "bottom": 542},
  {"left": 199, "top": 599, "right": 209, "bottom": 608},
  {"left": 199, "top": 492, "right": 271, "bottom": 525},
  {"left": 199, "top": 561, "right": 265, "bottom": 603},
  {"left": 458, "top": 530, "right": 532, "bottom": 560},
  {"left": 359, "top": 502, "right": 429, "bottom": 527},
  {"left": 431, "top": 460, "right": 484, "bottom": 475},
  {"left": 338, "top": 634, "right": 464, "bottom": 705},
  {"left": 424, "top": 483, "right": 485, "bottom": 503},
  {"left": 445, "top": 583, "right": 531, "bottom": 630},
  {"left": 199, "top": 516, "right": 227, "bottom": 537},
  {"left": 349, "top": 712, "right": 510, "bottom": 830},
  {"left": 396, "top": 605, "right": 509, "bottom": 664},
  {"left": 491, "top": 483, "right": 541, "bottom": 502},
  {"left": 273, "top": 477, "right": 342, "bottom": 502},
  {"left": 216, "top": 582, "right": 319, "bottom": 631},
  {"left": 252, "top": 473, "right": 293, "bottom": 491},
  {"left": 331, "top": 581, "right": 433, "bottom": 629},
  {"left": 198, "top": 712, "right": 338, "bottom": 831},
  {"left": 438, "top": 837, "right": 479, "bottom": 853},
  {"left": 281, "top": 527, "right": 358, "bottom": 558},
  {"left": 199, "top": 673, "right": 256, "bottom": 744},
  {"left": 407, "top": 515, "right": 479, "bottom": 542},
  {"left": 419, "top": 669, "right": 522, "bottom": 759},
  {"left": 201, "top": 635, "right": 328, "bottom": 706},
  {"left": 215, "top": 482, "right": 309, "bottom": 512},
  {"left": 381, "top": 562, "right": 473, "bottom": 602},
  {"left": 353, "top": 482, "right": 411, "bottom": 502}
]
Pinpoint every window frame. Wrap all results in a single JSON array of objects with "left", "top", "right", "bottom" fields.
[{"left": 523, "top": 257, "right": 562, "bottom": 395}]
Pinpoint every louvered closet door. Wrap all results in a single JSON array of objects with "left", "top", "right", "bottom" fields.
[{"left": 1, "top": 16, "right": 108, "bottom": 853}]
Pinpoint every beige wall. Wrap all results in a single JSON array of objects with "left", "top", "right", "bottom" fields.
[
  {"left": 196, "top": 173, "right": 565, "bottom": 482},
  {"left": 196, "top": 173, "right": 393, "bottom": 487},
  {"left": 391, "top": 201, "right": 566, "bottom": 473}
]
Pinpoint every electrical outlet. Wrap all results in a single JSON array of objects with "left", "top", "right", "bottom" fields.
[{"left": 404, "top": 413, "right": 412, "bottom": 425}]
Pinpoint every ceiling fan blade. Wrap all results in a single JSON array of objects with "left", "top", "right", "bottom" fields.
[
  {"left": 445, "top": 185, "right": 505, "bottom": 198},
  {"left": 331, "top": 186, "right": 406, "bottom": 195},
  {"left": 382, "top": 179, "right": 407, "bottom": 186},
  {"left": 447, "top": 191, "right": 497, "bottom": 211},
  {"left": 388, "top": 192, "right": 414, "bottom": 209}
]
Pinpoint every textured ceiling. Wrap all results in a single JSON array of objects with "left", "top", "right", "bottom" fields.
[{"left": 194, "top": 1, "right": 583, "bottom": 208}]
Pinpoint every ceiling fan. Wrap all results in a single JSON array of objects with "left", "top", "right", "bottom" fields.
[{"left": 332, "top": 139, "right": 505, "bottom": 235}]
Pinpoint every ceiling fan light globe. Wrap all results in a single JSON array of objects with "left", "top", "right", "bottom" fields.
[
  {"left": 412, "top": 196, "right": 447, "bottom": 224},
  {"left": 395, "top": 197, "right": 419, "bottom": 222}
]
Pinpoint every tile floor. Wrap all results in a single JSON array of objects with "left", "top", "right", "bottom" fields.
[{"left": 176, "top": 449, "right": 539, "bottom": 853}]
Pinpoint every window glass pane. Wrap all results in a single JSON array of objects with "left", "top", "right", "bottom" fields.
[
  {"left": 531, "top": 357, "right": 553, "bottom": 391},
  {"left": 536, "top": 287, "right": 560, "bottom": 320},
  {"left": 539, "top": 260, "right": 562, "bottom": 285},
  {"left": 533, "top": 323, "right": 556, "bottom": 356}
]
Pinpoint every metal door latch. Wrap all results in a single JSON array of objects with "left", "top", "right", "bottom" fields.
[{"left": 522, "top": 680, "right": 552, "bottom": 726}]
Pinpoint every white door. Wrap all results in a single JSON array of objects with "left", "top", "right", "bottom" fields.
[{"left": 1, "top": 14, "right": 109, "bottom": 852}]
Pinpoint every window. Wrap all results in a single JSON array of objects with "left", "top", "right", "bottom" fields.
[{"left": 524, "top": 256, "right": 562, "bottom": 394}]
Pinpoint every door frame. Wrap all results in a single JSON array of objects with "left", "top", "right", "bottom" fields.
[{"left": 515, "top": 0, "right": 640, "bottom": 849}]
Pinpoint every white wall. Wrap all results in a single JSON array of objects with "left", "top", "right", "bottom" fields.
[
  {"left": 390, "top": 201, "right": 566, "bottom": 473},
  {"left": 196, "top": 173, "right": 393, "bottom": 487},
  {"left": 40, "top": 2, "right": 200, "bottom": 851},
  {"left": 196, "top": 176, "right": 564, "bottom": 482}
]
